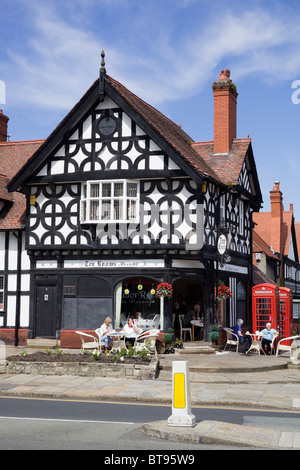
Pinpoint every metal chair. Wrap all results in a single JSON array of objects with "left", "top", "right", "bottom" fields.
[
  {"left": 179, "top": 314, "right": 192, "bottom": 341},
  {"left": 223, "top": 327, "right": 239, "bottom": 353},
  {"left": 276, "top": 335, "right": 300, "bottom": 357},
  {"left": 134, "top": 330, "right": 160, "bottom": 357},
  {"left": 152, "top": 314, "right": 160, "bottom": 329},
  {"left": 75, "top": 331, "right": 100, "bottom": 353},
  {"left": 94, "top": 328, "right": 112, "bottom": 352}
]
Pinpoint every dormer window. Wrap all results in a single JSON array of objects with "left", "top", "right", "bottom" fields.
[{"left": 80, "top": 180, "right": 139, "bottom": 223}]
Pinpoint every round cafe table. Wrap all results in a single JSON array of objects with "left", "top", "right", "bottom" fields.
[
  {"left": 190, "top": 319, "right": 204, "bottom": 341},
  {"left": 107, "top": 330, "right": 125, "bottom": 352}
]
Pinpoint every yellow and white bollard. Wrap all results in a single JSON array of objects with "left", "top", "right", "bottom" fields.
[{"left": 168, "top": 360, "right": 196, "bottom": 427}]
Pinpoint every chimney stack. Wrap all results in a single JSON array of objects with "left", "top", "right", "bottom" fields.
[
  {"left": 270, "top": 181, "right": 283, "bottom": 254},
  {"left": 212, "top": 69, "right": 238, "bottom": 154},
  {"left": 0, "top": 110, "right": 9, "bottom": 142}
]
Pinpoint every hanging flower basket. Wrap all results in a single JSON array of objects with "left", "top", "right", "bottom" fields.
[
  {"left": 156, "top": 282, "right": 173, "bottom": 298},
  {"left": 217, "top": 286, "right": 232, "bottom": 302}
]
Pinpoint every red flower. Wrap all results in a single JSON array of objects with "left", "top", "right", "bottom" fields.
[
  {"left": 217, "top": 286, "right": 232, "bottom": 301},
  {"left": 156, "top": 282, "right": 173, "bottom": 298}
]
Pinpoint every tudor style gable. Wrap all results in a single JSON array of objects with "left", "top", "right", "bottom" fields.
[
  {"left": 7, "top": 61, "right": 262, "bottom": 259},
  {"left": 8, "top": 68, "right": 210, "bottom": 253}
]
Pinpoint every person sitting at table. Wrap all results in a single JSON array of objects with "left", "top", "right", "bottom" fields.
[
  {"left": 261, "top": 322, "right": 279, "bottom": 355},
  {"left": 184, "top": 304, "right": 200, "bottom": 324},
  {"left": 233, "top": 318, "right": 252, "bottom": 353},
  {"left": 121, "top": 316, "right": 142, "bottom": 347},
  {"left": 99, "top": 316, "right": 113, "bottom": 354},
  {"left": 186, "top": 304, "right": 203, "bottom": 340}
]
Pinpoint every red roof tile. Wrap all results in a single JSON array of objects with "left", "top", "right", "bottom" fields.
[{"left": 0, "top": 140, "right": 44, "bottom": 229}]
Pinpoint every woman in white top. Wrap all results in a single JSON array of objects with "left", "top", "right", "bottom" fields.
[
  {"left": 122, "top": 316, "right": 141, "bottom": 347},
  {"left": 99, "top": 316, "right": 113, "bottom": 353}
]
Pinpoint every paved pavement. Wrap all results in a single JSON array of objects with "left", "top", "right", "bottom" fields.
[{"left": 1, "top": 344, "right": 300, "bottom": 449}]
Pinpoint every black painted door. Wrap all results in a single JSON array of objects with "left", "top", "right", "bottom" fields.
[{"left": 36, "top": 285, "right": 57, "bottom": 337}]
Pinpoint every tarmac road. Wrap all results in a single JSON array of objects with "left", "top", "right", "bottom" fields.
[{"left": 1, "top": 345, "right": 300, "bottom": 449}]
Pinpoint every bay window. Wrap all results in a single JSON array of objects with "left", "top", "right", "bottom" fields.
[{"left": 81, "top": 180, "right": 139, "bottom": 223}]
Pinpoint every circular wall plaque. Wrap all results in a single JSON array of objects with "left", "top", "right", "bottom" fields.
[{"left": 98, "top": 116, "right": 116, "bottom": 135}]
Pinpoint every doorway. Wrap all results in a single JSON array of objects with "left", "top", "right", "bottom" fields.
[
  {"left": 35, "top": 285, "right": 58, "bottom": 337},
  {"left": 172, "top": 277, "right": 205, "bottom": 339}
]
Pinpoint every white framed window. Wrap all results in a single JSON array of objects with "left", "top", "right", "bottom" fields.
[{"left": 80, "top": 180, "right": 139, "bottom": 223}]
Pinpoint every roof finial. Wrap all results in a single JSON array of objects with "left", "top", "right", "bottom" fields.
[
  {"left": 99, "top": 50, "right": 106, "bottom": 101},
  {"left": 100, "top": 50, "right": 106, "bottom": 75}
]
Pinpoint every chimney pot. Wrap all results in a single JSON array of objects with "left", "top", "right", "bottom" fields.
[{"left": 219, "top": 69, "right": 230, "bottom": 80}]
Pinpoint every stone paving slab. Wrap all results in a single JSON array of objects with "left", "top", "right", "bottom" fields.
[{"left": 142, "top": 420, "right": 299, "bottom": 449}]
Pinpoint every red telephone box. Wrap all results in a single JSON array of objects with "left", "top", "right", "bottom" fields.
[
  {"left": 252, "top": 283, "right": 279, "bottom": 333},
  {"left": 279, "top": 287, "right": 293, "bottom": 344}
]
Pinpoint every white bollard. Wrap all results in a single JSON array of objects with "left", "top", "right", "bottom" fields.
[{"left": 168, "top": 360, "right": 196, "bottom": 427}]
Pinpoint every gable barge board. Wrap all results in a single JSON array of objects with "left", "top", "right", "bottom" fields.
[
  {"left": 7, "top": 80, "right": 100, "bottom": 192},
  {"left": 8, "top": 77, "right": 212, "bottom": 193}
]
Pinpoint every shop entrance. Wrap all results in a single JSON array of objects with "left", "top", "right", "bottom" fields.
[{"left": 172, "top": 278, "right": 205, "bottom": 340}]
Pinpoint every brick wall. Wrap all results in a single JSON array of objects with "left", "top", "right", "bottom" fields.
[
  {"left": 0, "top": 329, "right": 27, "bottom": 346},
  {"left": 212, "top": 69, "right": 237, "bottom": 154},
  {"left": 270, "top": 181, "right": 283, "bottom": 254},
  {"left": 60, "top": 330, "right": 98, "bottom": 348},
  {"left": 0, "top": 110, "right": 9, "bottom": 142}
]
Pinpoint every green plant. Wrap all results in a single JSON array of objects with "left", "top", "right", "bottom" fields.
[
  {"left": 54, "top": 347, "right": 64, "bottom": 356},
  {"left": 230, "top": 82, "right": 237, "bottom": 94},
  {"left": 211, "top": 324, "right": 219, "bottom": 344},
  {"left": 20, "top": 350, "right": 27, "bottom": 357},
  {"left": 174, "top": 338, "right": 183, "bottom": 348},
  {"left": 137, "top": 347, "right": 150, "bottom": 359},
  {"left": 91, "top": 349, "right": 101, "bottom": 361},
  {"left": 126, "top": 346, "right": 136, "bottom": 357},
  {"left": 163, "top": 333, "right": 173, "bottom": 346},
  {"left": 45, "top": 348, "right": 52, "bottom": 356}
]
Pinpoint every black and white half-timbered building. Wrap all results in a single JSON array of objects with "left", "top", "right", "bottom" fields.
[{"left": 4, "top": 57, "right": 262, "bottom": 346}]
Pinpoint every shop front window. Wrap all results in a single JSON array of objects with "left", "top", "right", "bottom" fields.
[{"left": 114, "top": 278, "right": 163, "bottom": 329}]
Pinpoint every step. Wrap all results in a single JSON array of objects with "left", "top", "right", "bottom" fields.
[
  {"left": 27, "top": 338, "right": 58, "bottom": 349},
  {"left": 177, "top": 341, "right": 215, "bottom": 355},
  {"left": 175, "top": 346, "right": 215, "bottom": 355}
]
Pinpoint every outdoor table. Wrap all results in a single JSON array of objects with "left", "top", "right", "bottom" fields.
[
  {"left": 245, "top": 332, "right": 266, "bottom": 355},
  {"left": 135, "top": 318, "right": 154, "bottom": 330},
  {"left": 107, "top": 330, "right": 125, "bottom": 352},
  {"left": 190, "top": 319, "right": 204, "bottom": 341}
]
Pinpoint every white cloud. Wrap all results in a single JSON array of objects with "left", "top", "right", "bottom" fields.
[{"left": 3, "top": 2, "right": 300, "bottom": 111}]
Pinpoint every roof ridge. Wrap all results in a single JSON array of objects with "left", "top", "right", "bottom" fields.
[{"left": 0, "top": 139, "right": 45, "bottom": 146}]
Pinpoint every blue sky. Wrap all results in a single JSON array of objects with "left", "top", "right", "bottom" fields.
[{"left": 0, "top": 0, "right": 300, "bottom": 220}]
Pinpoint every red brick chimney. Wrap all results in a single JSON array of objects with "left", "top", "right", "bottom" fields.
[
  {"left": 0, "top": 110, "right": 9, "bottom": 142},
  {"left": 212, "top": 69, "right": 238, "bottom": 154},
  {"left": 270, "top": 181, "right": 283, "bottom": 254}
]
